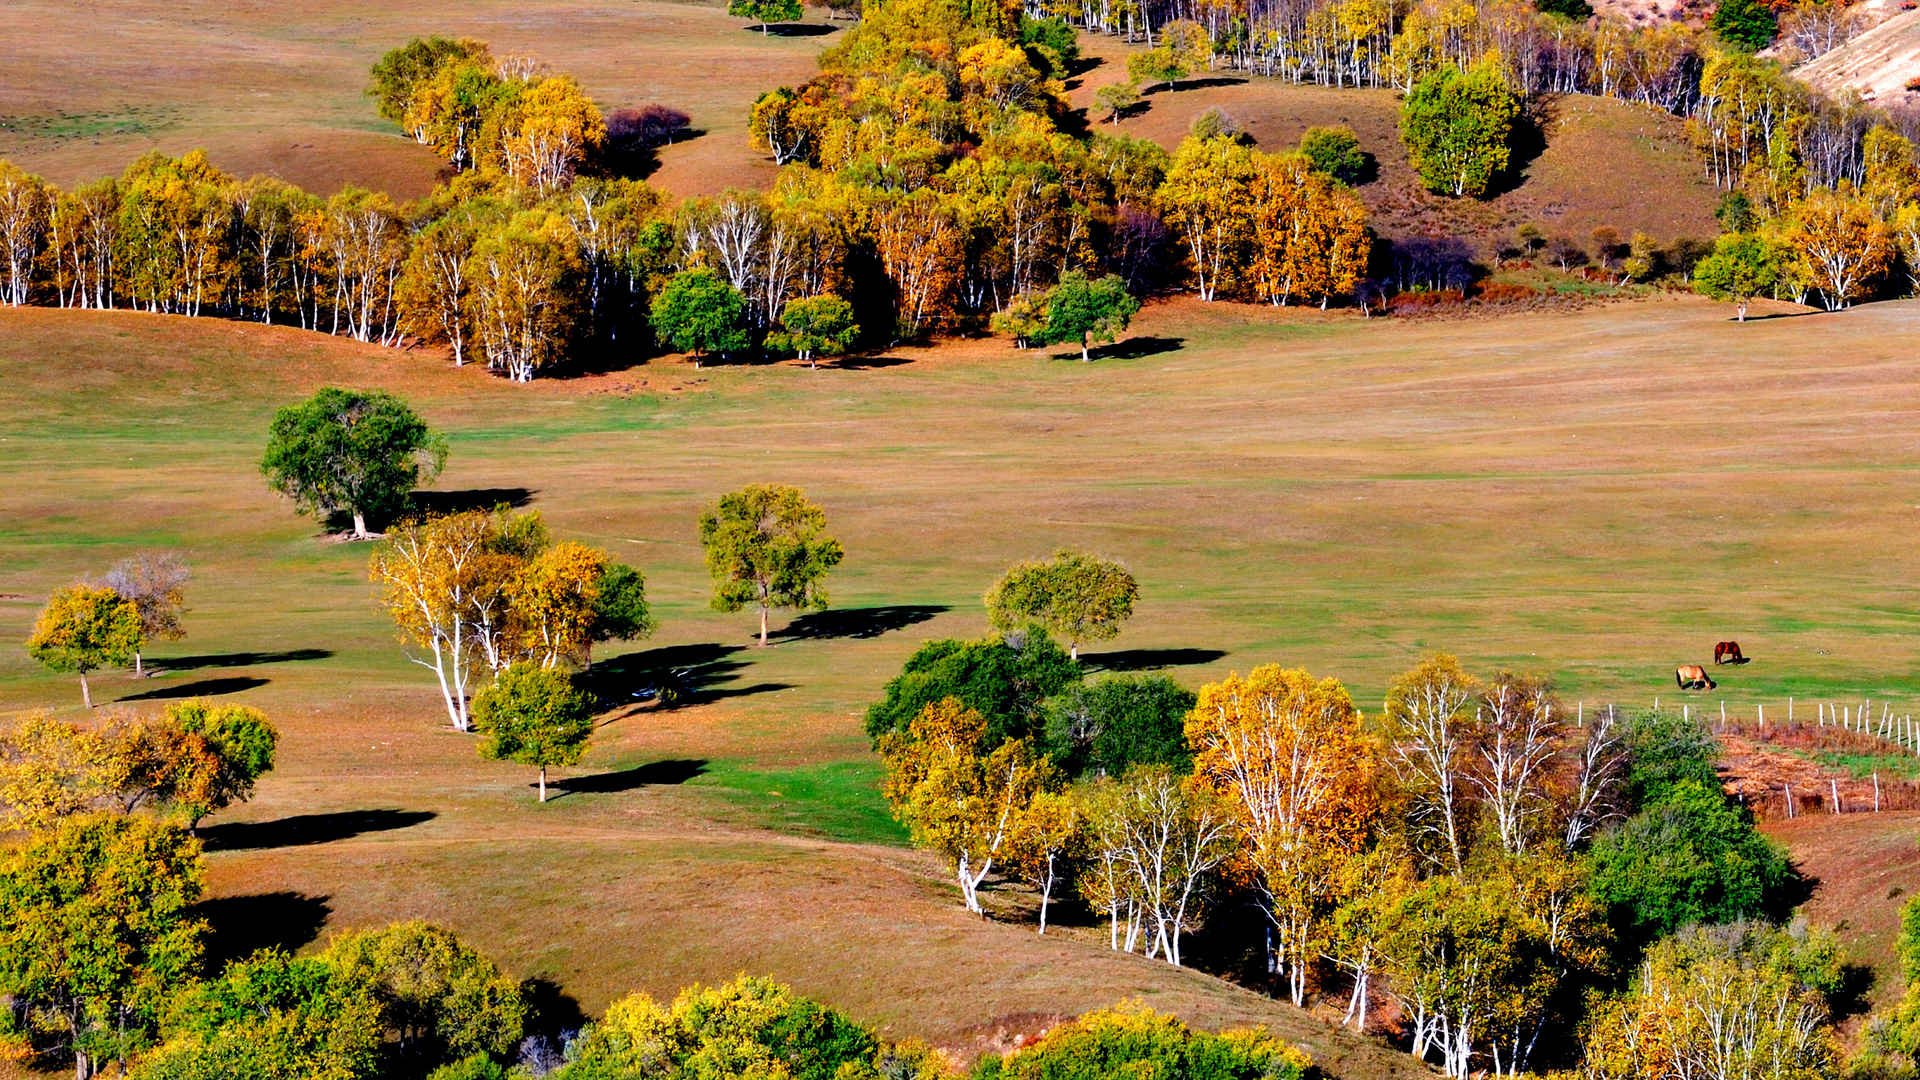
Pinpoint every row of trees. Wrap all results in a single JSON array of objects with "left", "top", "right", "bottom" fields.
[{"left": 872, "top": 624, "right": 1839, "bottom": 1076}]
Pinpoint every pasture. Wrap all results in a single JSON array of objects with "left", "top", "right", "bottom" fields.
[{"left": 4, "top": 289, "right": 1920, "bottom": 1070}]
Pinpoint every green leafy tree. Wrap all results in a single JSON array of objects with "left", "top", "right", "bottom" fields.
[
  {"left": 1127, "top": 47, "right": 1188, "bottom": 94},
  {"left": 26, "top": 584, "right": 142, "bottom": 707},
  {"left": 1587, "top": 778, "right": 1795, "bottom": 946},
  {"left": 698, "top": 484, "right": 844, "bottom": 646},
  {"left": 650, "top": 268, "right": 749, "bottom": 367},
  {"left": 1399, "top": 59, "right": 1520, "bottom": 198},
  {"left": 163, "top": 700, "right": 279, "bottom": 827},
  {"left": 0, "top": 814, "right": 206, "bottom": 1080},
  {"left": 1622, "top": 707, "right": 1721, "bottom": 807},
  {"left": 1043, "top": 674, "right": 1195, "bottom": 778},
  {"left": 1093, "top": 81, "right": 1142, "bottom": 125},
  {"left": 367, "top": 37, "right": 490, "bottom": 128},
  {"left": 587, "top": 562, "right": 655, "bottom": 664},
  {"left": 426, "top": 1056, "right": 509, "bottom": 1080},
  {"left": 728, "top": 0, "right": 803, "bottom": 33},
  {"left": 979, "top": 1002, "right": 1311, "bottom": 1080},
  {"left": 1716, "top": 190, "right": 1758, "bottom": 233},
  {"left": 132, "top": 950, "right": 383, "bottom": 1080},
  {"left": 260, "top": 387, "right": 448, "bottom": 539},
  {"left": 320, "top": 922, "right": 527, "bottom": 1067},
  {"left": 1712, "top": 0, "right": 1779, "bottom": 50},
  {"left": 1036, "top": 272, "right": 1140, "bottom": 362},
  {"left": 767, "top": 294, "right": 858, "bottom": 368},
  {"left": 1694, "top": 232, "right": 1782, "bottom": 321},
  {"left": 985, "top": 549, "right": 1139, "bottom": 659},
  {"left": 1300, "top": 125, "right": 1368, "bottom": 185},
  {"left": 864, "top": 631, "right": 1081, "bottom": 747},
  {"left": 474, "top": 663, "right": 595, "bottom": 802}
]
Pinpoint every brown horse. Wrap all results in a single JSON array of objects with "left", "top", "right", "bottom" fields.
[
  {"left": 1676, "top": 665, "right": 1717, "bottom": 690},
  {"left": 1714, "top": 641, "right": 1747, "bottom": 665}
]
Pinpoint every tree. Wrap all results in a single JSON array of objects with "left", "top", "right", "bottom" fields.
[
  {"left": 1158, "top": 135, "right": 1256, "bottom": 301},
  {"left": 320, "top": 922, "right": 526, "bottom": 1067},
  {"left": 508, "top": 541, "right": 609, "bottom": 669},
  {"left": 1693, "top": 232, "right": 1782, "bottom": 321},
  {"left": 729, "top": 0, "right": 804, "bottom": 33},
  {"left": 26, "top": 584, "right": 142, "bottom": 707},
  {"left": 1004, "top": 789, "right": 1080, "bottom": 933},
  {"left": 1093, "top": 81, "right": 1142, "bottom": 125},
  {"left": 650, "top": 268, "right": 749, "bottom": 366},
  {"left": 1075, "top": 767, "right": 1235, "bottom": 964},
  {"left": 1043, "top": 674, "right": 1195, "bottom": 778},
  {"left": 1399, "top": 60, "right": 1520, "bottom": 198},
  {"left": 162, "top": 700, "right": 278, "bottom": 827},
  {"left": 879, "top": 698, "right": 1058, "bottom": 913},
  {"left": 261, "top": 388, "right": 447, "bottom": 539},
  {"left": 1299, "top": 125, "right": 1367, "bottom": 185},
  {"left": 866, "top": 631, "right": 1081, "bottom": 747},
  {"left": 131, "top": 950, "right": 383, "bottom": 1080},
  {"left": 0, "top": 161, "right": 50, "bottom": 306},
  {"left": 367, "top": 37, "right": 491, "bottom": 129},
  {"left": 473, "top": 663, "right": 594, "bottom": 802},
  {"left": 587, "top": 562, "right": 655, "bottom": 665},
  {"left": 0, "top": 714, "right": 126, "bottom": 827},
  {"left": 984, "top": 549, "right": 1138, "bottom": 659},
  {"left": 102, "top": 552, "right": 188, "bottom": 677},
  {"left": 1790, "top": 186, "right": 1892, "bottom": 310},
  {"left": 564, "top": 976, "right": 889, "bottom": 1080},
  {"left": 1035, "top": 272, "right": 1139, "bottom": 362},
  {"left": 767, "top": 294, "right": 858, "bottom": 368},
  {"left": 495, "top": 76, "right": 606, "bottom": 193},
  {"left": 369, "top": 511, "right": 496, "bottom": 731},
  {"left": 1712, "top": 0, "right": 1779, "bottom": 50},
  {"left": 1384, "top": 653, "right": 1481, "bottom": 872},
  {"left": 698, "top": 483, "right": 844, "bottom": 646},
  {"left": 985, "top": 1003, "right": 1311, "bottom": 1080},
  {"left": 0, "top": 814, "right": 205, "bottom": 1080},
  {"left": 463, "top": 212, "right": 582, "bottom": 381}
]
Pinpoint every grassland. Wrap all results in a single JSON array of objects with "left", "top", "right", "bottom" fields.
[{"left": 4, "top": 289, "right": 1920, "bottom": 1072}]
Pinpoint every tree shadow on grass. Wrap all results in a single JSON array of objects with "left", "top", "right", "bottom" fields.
[
  {"left": 117, "top": 676, "right": 267, "bottom": 702},
  {"left": 772, "top": 604, "right": 948, "bottom": 642},
  {"left": 584, "top": 643, "right": 790, "bottom": 711},
  {"left": 545, "top": 758, "right": 709, "bottom": 801},
  {"left": 157, "top": 648, "right": 331, "bottom": 672},
  {"left": 199, "top": 809, "right": 437, "bottom": 852},
  {"left": 1143, "top": 77, "right": 1248, "bottom": 95},
  {"left": 410, "top": 487, "right": 537, "bottom": 515},
  {"left": 196, "top": 891, "right": 332, "bottom": 967},
  {"left": 522, "top": 977, "right": 589, "bottom": 1040},
  {"left": 751, "top": 22, "right": 837, "bottom": 36},
  {"left": 1094, "top": 335, "right": 1185, "bottom": 361},
  {"left": 834, "top": 353, "right": 913, "bottom": 370},
  {"left": 1079, "top": 647, "right": 1227, "bottom": 673}
]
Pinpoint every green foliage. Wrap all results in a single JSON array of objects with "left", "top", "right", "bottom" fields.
[
  {"left": 767, "top": 294, "right": 859, "bottom": 367},
  {"left": 321, "top": 921, "right": 527, "bottom": 1067},
  {"left": 135, "top": 951, "right": 383, "bottom": 1080},
  {"left": 976, "top": 1002, "right": 1311, "bottom": 1080},
  {"left": 698, "top": 483, "right": 844, "bottom": 643},
  {"left": 1535, "top": 0, "right": 1594, "bottom": 18},
  {"left": 650, "top": 269, "right": 750, "bottom": 363},
  {"left": 1622, "top": 707, "right": 1721, "bottom": 808},
  {"left": 1712, "top": 0, "right": 1779, "bottom": 50},
  {"left": 0, "top": 813, "right": 206, "bottom": 1076},
  {"left": 984, "top": 548, "right": 1139, "bottom": 655},
  {"left": 367, "top": 37, "right": 489, "bottom": 127},
  {"left": 1043, "top": 674, "right": 1195, "bottom": 778},
  {"left": 26, "top": 583, "right": 142, "bottom": 688},
  {"left": 1299, "top": 125, "right": 1367, "bottom": 185},
  {"left": 559, "top": 975, "right": 883, "bottom": 1080},
  {"left": 260, "top": 387, "right": 448, "bottom": 536},
  {"left": 1092, "top": 81, "right": 1142, "bottom": 124},
  {"left": 728, "top": 0, "right": 805, "bottom": 30},
  {"left": 1399, "top": 59, "right": 1520, "bottom": 198},
  {"left": 1693, "top": 232, "right": 1782, "bottom": 320},
  {"left": 1587, "top": 778, "right": 1795, "bottom": 944},
  {"left": 1018, "top": 16, "right": 1081, "bottom": 78},
  {"left": 425, "top": 1054, "right": 509, "bottom": 1080},
  {"left": 474, "top": 663, "right": 595, "bottom": 800},
  {"left": 1036, "top": 272, "right": 1140, "bottom": 361},
  {"left": 865, "top": 630, "right": 1081, "bottom": 747},
  {"left": 589, "top": 562, "right": 656, "bottom": 650},
  {"left": 1716, "top": 190, "right": 1758, "bottom": 233},
  {"left": 165, "top": 700, "right": 279, "bottom": 825}
]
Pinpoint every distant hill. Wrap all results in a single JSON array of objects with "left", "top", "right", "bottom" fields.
[{"left": 1797, "top": 7, "right": 1920, "bottom": 104}]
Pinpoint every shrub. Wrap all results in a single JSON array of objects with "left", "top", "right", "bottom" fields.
[
  {"left": 561, "top": 976, "right": 882, "bottom": 1080},
  {"left": 1299, "top": 124, "right": 1367, "bottom": 184},
  {"left": 976, "top": 1003, "right": 1311, "bottom": 1080},
  {"left": 1189, "top": 106, "right": 1241, "bottom": 142}
]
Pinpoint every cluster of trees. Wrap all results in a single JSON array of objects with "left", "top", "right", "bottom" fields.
[
  {"left": 25, "top": 553, "right": 190, "bottom": 706},
  {"left": 873, "top": 626, "right": 1842, "bottom": 1077}
]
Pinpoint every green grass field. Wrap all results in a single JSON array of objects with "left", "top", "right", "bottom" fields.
[{"left": 4, "top": 288, "right": 1920, "bottom": 1074}]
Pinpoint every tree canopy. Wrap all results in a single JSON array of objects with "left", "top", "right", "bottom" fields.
[
  {"left": 698, "top": 483, "right": 844, "bottom": 646},
  {"left": 864, "top": 630, "right": 1081, "bottom": 747},
  {"left": 26, "top": 584, "right": 142, "bottom": 707},
  {"left": 261, "top": 387, "right": 447, "bottom": 539},
  {"left": 984, "top": 549, "right": 1139, "bottom": 658},
  {"left": 473, "top": 663, "right": 595, "bottom": 802},
  {"left": 1036, "top": 272, "right": 1139, "bottom": 361},
  {"left": 1399, "top": 60, "right": 1520, "bottom": 198}
]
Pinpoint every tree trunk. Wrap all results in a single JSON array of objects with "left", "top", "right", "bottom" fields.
[
  {"left": 1737, "top": 299, "right": 1748, "bottom": 322},
  {"left": 80, "top": 671, "right": 92, "bottom": 708},
  {"left": 134, "top": 650, "right": 145, "bottom": 677},
  {"left": 538, "top": 766, "right": 547, "bottom": 802},
  {"left": 1070, "top": 640, "right": 1079, "bottom": 661},
  {"left": 352, "top": 509, "right": 369, "bottom": 539},
  {"left": 1081, "top": 333, "right": 1091, "bottom": 362},
  {"left": 75, "top": 1050, "right": 91, "bottom": 1080},
  {"left": 759, "top": 605, "right": 769, "bottom": 646}
]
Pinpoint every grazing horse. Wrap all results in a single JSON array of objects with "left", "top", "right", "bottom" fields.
[
  {"left": 1714, "top": 641, "right": 1746, "bottom": 664},
  {"left": 1676, "top": 664, "right": 1716, "bottom": 690}
]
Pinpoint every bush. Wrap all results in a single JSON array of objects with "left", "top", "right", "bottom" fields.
[
  {"left": 1189, "top": 107, "right": 1241, "bottom": 142},
  {"left": 1043, "top": 674, "right": 1195, "bottom": 778},
  {"left": 560, "top": 976, "right": 882, "bottom": 1080},
  {"left": 976, "top": 1003, "right": 1311, "bottom": 1080},
  {"left": 1299, "top": 125, "right": 1368, "bottom": 184},
  {"left": 1622, "top": 707, "right": 1720, "bottom": 808},
  {"left": 864, "top": 631, "right": 1081, "bottom": 748},
  {"left": 1474, "top": 281, "right": 1542, "bottom": 304},
  {"left": 1712, "top": 0, "right": 1779, "bottom": 50}
]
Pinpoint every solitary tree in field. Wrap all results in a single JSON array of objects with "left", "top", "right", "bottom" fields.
[
  {"left": 1693, "top": 233, "right": 1782, "bottom": 321},
  {"left": 26, "top": 584, "right": 142, "bottom": 707},
  {"left": 1093, "top": 81, "right": 1142, "bottom": 124},
  {"left": 102, "top": 552, "right": 188, "bottom": 677},
  {"left": 1300, "top": 125, "right": 1368, "bottom": 185},
  {"left": 261, "top": 387, "right": 447, "bottom": 539},
  {"left": 1037, "top": 272, "right": 1140, "bottom": 362},
  {"left": 650, "top": 269, "right": 749, "bottom": 367},
  {"left": 474, "top": 663, "right": 595, "bottom": 803},
  {"left": 0, "top": 813, "right": 205, "bottom": 1080},
  {"left": 699, "top": 484, "right": 844, "bottom": 646},
  {"left": 985, "top": 549, "right": 1139, "bottom": 660},
  {"left": 728, "top": 0, "right": 804, "bottom": 33},
  {"left": 767, "top": 295, "right": 858, "bottom": 368},
  {"left": 1400, "top": 59, "right": 1519, "bottom": 199}
]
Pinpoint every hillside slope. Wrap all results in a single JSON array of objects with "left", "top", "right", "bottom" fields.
[{"left": 1798, "top": 8, "right": 1920, "bottom": 104}]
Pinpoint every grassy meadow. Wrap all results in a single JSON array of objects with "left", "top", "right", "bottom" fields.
[{"left": 4, "top": 290, "right": 1920, "bottom": 1072}]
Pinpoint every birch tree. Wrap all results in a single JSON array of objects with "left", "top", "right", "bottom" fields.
[
  {"left": 1385, "top": 654, "right": 1480, "bottom": 872},
  {"left": 370, "top": 512, "right": 493, "bottom": 731}
]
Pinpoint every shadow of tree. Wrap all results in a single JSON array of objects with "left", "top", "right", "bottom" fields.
[
  {"left": 1094, "top": 335, "right": 1185, "bottom": 361},
  {"left": 546, "top": 758, "right": 709, "bottom": 800},
  {"left": 195, "top": 891, "right": 332, "bottom": 967},
  {"left": 834, "top": 354, "right": 913, "bottom": 370},
  {"left": 118, "top": 676, "right": 268, "bottom": 702},
  {"left": 1079, "top": 647, "right": 1227, "bottom": 672},
  {"left": 157, "top": 648, "right": 331, "bottom": 672},
  {"left": 584, "top": 643, "right": 790, "bottom": 710},
  {"left": 753, "top": 22, "right": 837, "bottom": 36},
  {"left": 772, "top": 604, "right": 948, "bottom": 642},
  {"left": 410, "top": 487, "right": 537, "bottom": 515},
  {"left": 200, "top": 809, "right": 437, "bottom": 852}
]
